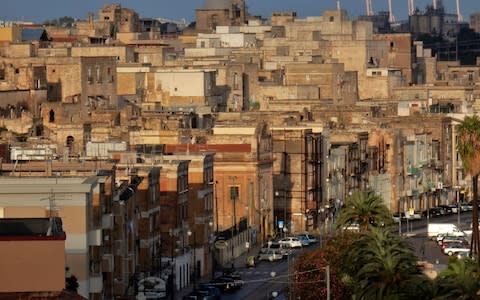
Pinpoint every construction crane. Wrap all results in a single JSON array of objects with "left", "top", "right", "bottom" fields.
[
  {"left": 456, "top": 0, "right": 463, "bottom": 22},
  {"left": 408, "top": 0, "right": 415, "bottom": 16},
  {"left": 365, "top": 0, "right": 374, "bottom": 16},
  {"left": 388, "top": 0, "right": 396, "bottom": 23}
]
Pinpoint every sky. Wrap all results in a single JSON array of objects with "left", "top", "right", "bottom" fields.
[{"left": 1, "top": 0, "right": 479, "bottom": 24}]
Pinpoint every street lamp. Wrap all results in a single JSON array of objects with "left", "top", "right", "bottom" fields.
[
  {"left": 187, "top": 230, "right": 196, "bottom": 289},
  {"left": 228, "top": 176, "right": 238, "bottom": 270},
  {"left": 267, "top": 271, "right": 276, "bottom": 299},
  {"left": 168, "top": 229, "right": 178, "bottom": 300}
]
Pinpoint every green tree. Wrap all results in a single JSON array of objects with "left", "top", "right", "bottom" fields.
[
  {"left": 433, "top": 257, "right": 480, "bottom": 299},
  {"left": 335, "top": 190, "right": 393, "bottom": 232},
  {"left": 348, "top": 227, "right": 433, "bottom": 300},
  {"left": 456, "top": 115, "right": 480, "bottom": 258}
]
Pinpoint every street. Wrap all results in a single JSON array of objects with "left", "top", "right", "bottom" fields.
[{"left": 206, "top": 211, "right": 474, "bottom": 300}]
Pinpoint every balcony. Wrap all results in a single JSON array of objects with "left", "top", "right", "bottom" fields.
[{"left": 406, "top": 166, "right": 421, "bottom": 176}]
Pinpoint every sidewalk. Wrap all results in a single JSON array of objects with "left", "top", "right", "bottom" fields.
[{"left": 176, "top": 242, "right": 264, "bottom": 299}]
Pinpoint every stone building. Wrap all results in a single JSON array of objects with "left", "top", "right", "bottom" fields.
[{"left": 195, "top": 0, "right": 247, "bottom": 33}]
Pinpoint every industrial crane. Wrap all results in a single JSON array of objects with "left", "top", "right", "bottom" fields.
[
  {"left": 408, "top": 0, "right": 415, "bottom": 16},
  {"left": 365, "top": 0, "right": 374, "bottom": 16},
  {"left": 456, "top": 0, "right": 463, "bottom": 22},
  {"left": 388, "top": 0, "right": 396, "bottom": 23}
]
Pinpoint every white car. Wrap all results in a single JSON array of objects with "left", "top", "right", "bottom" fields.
[
  {"left": 443, "top": 242, "right": 470, "bottom": 256},
  {"left": 278, "top": 237, "right": 303, "bottom": 248}
]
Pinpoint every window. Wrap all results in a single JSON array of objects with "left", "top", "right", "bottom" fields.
[
  {"left": 96, "top": 66, "right": 102, "bottom": 83},
  {"left": 233, "top": 73, "right": 239, "bottom": 90},
  {"left": 87, "top": 68, "right": 93, "bottom": 84},
  {"left": 230, "top": 186, "right": 239, "bottom": 201},
  {"left": 49, "top": 110, "right": 55, "bottom": 123},
  {"left": 0, "top": 69, "right": 4, "bottom": 80}
]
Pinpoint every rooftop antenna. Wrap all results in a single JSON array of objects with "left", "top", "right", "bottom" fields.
[
  {"left": 388, "top": 0, "right": 396, "bottom": 23},
  {"left": 456, "top": 0, "right": 463, "bottom": 22}
]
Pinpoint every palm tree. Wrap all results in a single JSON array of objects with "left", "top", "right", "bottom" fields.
[
  {"left": 348, "top": 227, "right": 433, "bottom": 300},
  {"left": 456, "top": 115, "right": 480, "bottom": 258},
  {"left": 433, "top": 257, "right": 480, "bottom": 299},
  {"left": 335, "top": 190, "right": 393, "bottom": 232}
]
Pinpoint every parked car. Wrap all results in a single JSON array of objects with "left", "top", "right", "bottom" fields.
[
  {"left": 210, "top": 271, "right": 244, "bottom": 293},
  {"left": 443, "top": 242, "right": 471, "bottom": 256},
  {"left": 210, "top": 276, "right": 236, "bottom": 293},
  {"left": 257, "top": 248, "right": 283, "bottom": 262},
  {"left": 460, "top": 202, "right": 473, "bottom": 212},
  {"left": 438, "top": 205, "right": 452, "bottom": 215},
  {"left": 296, "top": 235, "right": 311, "bottom": 247},
  {"left": 411, "top": 210, "right": 423, "bottom": 219},
  {"left": 447, "top": 204, "right": 459, "bottom": 214},
  {"left": 197, "top": 285, "right": 221, "bottom": 300},
  {"left": 422, "top": 208, "right": 443, "bottom": 218},
  {"left": 297, "top": 233, "right": 319, "bottom": 244},
  {"left": 266, "top": 242, "right": 292, "bottom": 258},
  {"left": 278, "top": 237, "right": 303, "bottom": 248},
  {"left": 342, "top": 222, "right": 360, "bottom": 232},
  {"left": 436, "top": 234, "right": 469, "bottom": 246}
]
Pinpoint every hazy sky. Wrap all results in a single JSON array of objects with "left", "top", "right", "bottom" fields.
[{"left": 1, "top": 0, "right": 479, "bottom": 23}]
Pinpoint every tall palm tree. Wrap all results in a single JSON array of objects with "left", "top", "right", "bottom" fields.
[
  {"left": 336, "top": 190, "right": 393, "bottom": 232},
  {"left": 456, "top": 115, "right": 480, "bottom": 258},
  {"left": 434, "top": 257, "right": 480, "bottom": 299},
  {"left": 348, "top": 226, "right": 433, "bottom": 300}
]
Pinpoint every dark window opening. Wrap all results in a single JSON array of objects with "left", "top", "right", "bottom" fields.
[{"left": 49, "top": 110, "right": 55, "bottom": 123}]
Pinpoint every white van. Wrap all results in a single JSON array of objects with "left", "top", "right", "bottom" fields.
[{"left": 427, "top": 223, "right": 464, "bottom": 239}]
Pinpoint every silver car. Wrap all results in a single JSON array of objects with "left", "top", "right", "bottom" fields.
[{"left": 257, "top": 248, "right": 283, "bottom": 261}]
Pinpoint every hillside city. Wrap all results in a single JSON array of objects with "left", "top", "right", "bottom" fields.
[{"left": 1, "top": 0, "right": 480, "bottom": 299}]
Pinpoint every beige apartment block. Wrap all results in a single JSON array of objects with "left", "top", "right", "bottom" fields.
[
  {"left": 0, "top": 176, "right": 113, "bottom": 300},
  {"left": 0, "top": 218, "right": 66, "bottom": 294},
  {"left": 71, "top": 45, "right": 136, "bottom": 63},
  {"left": 145, "top": 69, "right": 218, "bottom": 108}
]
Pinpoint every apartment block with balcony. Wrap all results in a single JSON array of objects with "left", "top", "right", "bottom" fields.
[{"left": 159, "top": 151, "right": 215, "bottom": 279}]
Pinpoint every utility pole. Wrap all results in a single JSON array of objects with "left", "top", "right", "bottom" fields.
[{"left": 228, "top": 176, "right": 238, "bottom": 270}]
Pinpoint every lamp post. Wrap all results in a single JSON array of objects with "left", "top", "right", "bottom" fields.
[
  {"left": 228, "top": 176, "right": 238, "bottom": 270},
  {"left": 187, "top": 230, "right": 196, "bottom": 289},
  {"left": 168, "top": 229, "right": 177, "bottom": 300},
  {"left": 454, "top": 186, "right": 461, "bottom": 227},
  {"left": 267, "top": 271, "right": 276, "bottom": 299}
]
